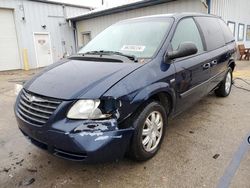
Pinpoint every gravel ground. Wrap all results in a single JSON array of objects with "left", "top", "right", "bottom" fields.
[{"left": 0, "top": 61, "right": 249, "bottom": 188}]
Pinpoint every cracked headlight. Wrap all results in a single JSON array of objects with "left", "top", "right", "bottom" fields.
[{"left": 67, "top": 99, "right": 112, "bottom": 120}]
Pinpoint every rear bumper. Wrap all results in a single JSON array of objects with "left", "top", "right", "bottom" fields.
[{"left": 16, "top": 113, "right": 134, "bottom": 163}]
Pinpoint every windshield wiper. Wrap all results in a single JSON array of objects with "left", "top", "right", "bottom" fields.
[{"left": 82, "top": 50, "right": 138, "bottom": 62}]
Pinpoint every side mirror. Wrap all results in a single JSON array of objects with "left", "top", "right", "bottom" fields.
[{"left": 167, "top": 42, "right": 198, "bottom": 60}]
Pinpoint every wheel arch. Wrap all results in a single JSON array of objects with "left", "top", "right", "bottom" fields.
[
  {"left": 131, "top": 82, "right": 176, "bottom": 116},
  {"left": 228, "top": 60, "right": 236, "bottom": 71}
]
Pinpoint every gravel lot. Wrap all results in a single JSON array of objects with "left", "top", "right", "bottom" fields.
[{"left": 0, "top": 61, "right": 250, "bottom": 188}]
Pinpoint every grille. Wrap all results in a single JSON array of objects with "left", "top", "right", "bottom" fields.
[{"left": 17, "top": 89, "right": 61, "bottom": 126}]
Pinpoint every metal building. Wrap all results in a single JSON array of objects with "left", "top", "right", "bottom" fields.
[
  {"left": 210, "top": 0, "right": 250, "bottom": 47},
  {"left": 69, "top": 0, "right": 208, "bottom": 49},
  {"left": 0, "top": 0, "right": 91, "bottom": 71}
]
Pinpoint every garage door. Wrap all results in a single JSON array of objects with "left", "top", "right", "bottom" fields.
[{"left": 0, "top": 9, "right": 20, "bottom": 71}]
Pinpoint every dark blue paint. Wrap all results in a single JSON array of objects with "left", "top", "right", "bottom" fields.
[
  {"left": 15, "top": 13, "right": 236, "bottom": 163},
  {"left": 24, "top": 59, "right": 143, "bottom": 100}
]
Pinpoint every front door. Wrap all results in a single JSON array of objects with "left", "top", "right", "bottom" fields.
[
  {"left": 34, "top": 33, "right": 53, "bottom": 67},
  {"left": 170, "top": 17, "right": 210, "bottom": 114}
]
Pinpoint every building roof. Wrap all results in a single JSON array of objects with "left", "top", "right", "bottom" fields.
[
  {"left": 68, "top": 0, "right": 177, "bottom": 21},
  {"left": 28, "top": 0, "right": 93, "bottom": 10}
]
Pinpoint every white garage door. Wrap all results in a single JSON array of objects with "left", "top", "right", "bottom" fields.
[{"left": 0, "top": 9, "right": 20, "bottom": 71}]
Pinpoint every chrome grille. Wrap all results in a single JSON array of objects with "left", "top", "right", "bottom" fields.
[{"left": 17, "top": 89, "right": 61, "bottom": 126}]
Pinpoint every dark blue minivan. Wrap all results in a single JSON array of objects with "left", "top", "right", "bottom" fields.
[{"left": 15, "top": 13, "right": 236, "bottom": 163}]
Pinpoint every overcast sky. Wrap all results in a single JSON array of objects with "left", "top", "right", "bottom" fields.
[{"left": 51, "top": 0, "right": 140, "bottom": 8}]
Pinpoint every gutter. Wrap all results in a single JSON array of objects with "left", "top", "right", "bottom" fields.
[{"left": 67, "top": 0, "right": 177, "bottom": 21}]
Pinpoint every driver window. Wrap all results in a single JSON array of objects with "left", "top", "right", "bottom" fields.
[{"left": 171, "top": 18, "right": 204, "bottom": 53}]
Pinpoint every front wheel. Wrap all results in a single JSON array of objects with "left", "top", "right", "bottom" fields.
[
  {"left": 215, "top": 68, "right": 233, "bottom": 97},
  {"left": 128, "top": 101, "right": 167, "bottom": 161}
]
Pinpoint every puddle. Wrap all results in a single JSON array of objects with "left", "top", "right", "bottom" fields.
[
  {"left": 0, "top": 84, "right": 22, "bottom": 97},
  {"left": 14, "top": 84, "right": 23, "bottom": 96},
  {"left": 8, "top": 79, "right": 26, "bottom": 84}
]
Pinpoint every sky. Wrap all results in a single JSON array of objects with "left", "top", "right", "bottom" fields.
[{"left": 51, "top": 0, "right": 140, "bottom": 8}]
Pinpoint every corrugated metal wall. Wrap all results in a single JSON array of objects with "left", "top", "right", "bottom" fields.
[
  {"left": 65, "top": 6, "right": 89, "bottom": 18},
  {"left": 76, "top": 0, "right": 207, "bottom": 48},
  {"left": 211, "top": 0, "right": 250, "bottom": 47},
  {"left": 0, "top": 0, "right": 89, "bottom": 69}
]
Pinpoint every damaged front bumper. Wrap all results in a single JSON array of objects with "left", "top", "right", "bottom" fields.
[{"left": 15, "top": 112, "right": 134, "bottom": 163}]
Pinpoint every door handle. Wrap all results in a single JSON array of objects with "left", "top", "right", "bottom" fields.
[
  {"left": 203, "top": 63, "right": 211, "bottom": 70},
  {"left": 211, "top": 60, "right": 217, "bottom": 66}
]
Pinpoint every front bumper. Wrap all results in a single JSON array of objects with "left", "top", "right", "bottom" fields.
[{"left": 15, "top": 108, "right": 134, "bottom": 163}]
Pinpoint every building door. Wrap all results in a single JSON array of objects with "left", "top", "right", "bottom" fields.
[
  {"left": 34, "top": 33, "right": 53, "bottom": 67},
  {"left": 82, "top": 32, "right": 91, "bottom": 46},
  {"left": 0, "top": 9, "right": 20, "bottom": 71}
]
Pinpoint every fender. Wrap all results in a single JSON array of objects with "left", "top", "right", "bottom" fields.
[{"left": 131, "top": 82, "right": 176, "bottom": 112}]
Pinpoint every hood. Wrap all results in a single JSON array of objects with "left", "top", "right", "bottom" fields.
[{"left": 24, "top": 59, "right": 143, "bottom": 100}]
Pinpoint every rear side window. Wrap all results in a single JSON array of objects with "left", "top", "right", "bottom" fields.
[
  {"left": 195, "top": 17, "right": 225, "bottom": 51},
  {"left": 218, "top": 19, "right": 235, "bottom": 43},
  {"left": 171, "top": 18, "right": 204, "bottom": 53}
]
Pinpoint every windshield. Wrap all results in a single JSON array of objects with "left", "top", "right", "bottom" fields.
[{"left": 78, "top": 18, "right": 173, "bottom": 58}]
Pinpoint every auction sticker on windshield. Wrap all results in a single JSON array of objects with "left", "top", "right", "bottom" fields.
[{"left": 121, "top": 45, "right": 145, "bottom": 52}]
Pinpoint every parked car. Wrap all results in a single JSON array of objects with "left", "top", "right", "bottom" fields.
[{"left": 15, "top": 13, "right": 236, "bottom": 163}]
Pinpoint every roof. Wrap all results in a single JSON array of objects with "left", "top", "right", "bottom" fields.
[
  {"left": 28, "top": 0, "right": 93, "bottom": 10},
  {"left": 68, "top": 0, "right": 177, "bottom": 21}
]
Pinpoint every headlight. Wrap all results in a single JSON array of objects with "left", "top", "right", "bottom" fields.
[{"left": 67, "top": 99, "right": 112, "bottom": 119}]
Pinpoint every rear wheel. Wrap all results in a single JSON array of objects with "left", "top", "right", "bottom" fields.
[
  {"left": 215, "top": 68, "right": 233, "bottom": 97},
  {"left": 129, "top": 101, "right": 167, "bottom": 161}
]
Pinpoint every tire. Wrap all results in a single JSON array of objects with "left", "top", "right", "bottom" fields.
[
  {"left": 215, "top": 68, "right": 233, "bottom": 97},
  {"left": 128, "top": 101, "right": 167, "bottom": 161}
]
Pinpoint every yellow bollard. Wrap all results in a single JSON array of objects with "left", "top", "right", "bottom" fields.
[{"left": 23, "top": 49, "right": 29, "bottom": 71}]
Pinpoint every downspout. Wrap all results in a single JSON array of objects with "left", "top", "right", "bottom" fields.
[
  {"left": 207, "top": 0, "right": 211, "bottom": 14},
  {"left": 72, "top": 21, "right": 78, "bottom": 53}
]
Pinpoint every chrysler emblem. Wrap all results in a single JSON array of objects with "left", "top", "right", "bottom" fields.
[{"left": 25, "top": 93, "right": 45, "bottom": 103}]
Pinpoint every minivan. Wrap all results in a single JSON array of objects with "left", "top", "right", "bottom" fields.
[{"left": 15, "top": 13, "right": 236, "bottom": 163}]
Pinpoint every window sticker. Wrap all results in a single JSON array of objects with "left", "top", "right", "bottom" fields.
[{"left": 121, "top": 45, "right": 145, "bottom": 52}]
